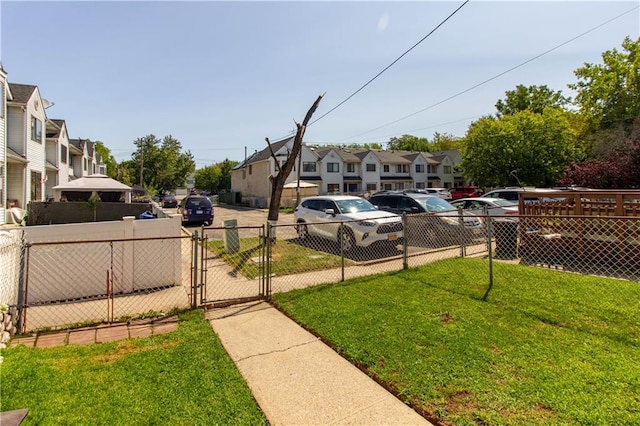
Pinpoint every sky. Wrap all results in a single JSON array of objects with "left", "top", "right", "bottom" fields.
[{"left": 2, "top": 1, "right": 638, "bottom": 168}]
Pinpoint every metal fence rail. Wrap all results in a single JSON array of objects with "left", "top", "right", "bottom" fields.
[{"left": 6, "top": 212, "right": 639, "bottom": 335}]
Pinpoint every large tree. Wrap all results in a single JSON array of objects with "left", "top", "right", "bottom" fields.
[
  {"left": 461, "top": 109, "right": 583, "bottom": 187},
  {"left": 129, "top": 134, "right": 195, "bottom": 192},
  {"left": 495, "top": 84, "right": 570, "bottom": 117},
  {"left": 569, "top": 36, "right": 640, "bottom": 133},
  {"left": 194, "top": 159, "right": 238, "bottom": 193},
  {"left": 430, "top": 132, "right": 460, "bottom": 151},
  {"left": 387, "top": 134, "right": 430, "bottom": 152}
]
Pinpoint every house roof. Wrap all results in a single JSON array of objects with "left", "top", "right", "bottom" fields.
[
  {"left": 7, "top": 83, "right": 36, "bottom": 104},
  {"left": 369, "top": 150, "right": 412, "bottom": 164},
  {"left": 52, "top": 174, "right": 132, "bottom": 192},
  {"left": 234, "top": 136, "right": 295, "bottom": 169},
  {"left": 46, "top": 119, "right": 64, "bottom": 138}
]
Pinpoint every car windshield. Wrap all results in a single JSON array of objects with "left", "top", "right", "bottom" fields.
[
  {"left": 334, "top": 198, "right": 378, "bottom": 214},
  {"left": 415, "top": 197, "right": 456, "bottom": 212}
]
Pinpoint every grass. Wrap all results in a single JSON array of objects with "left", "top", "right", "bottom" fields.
[
  {"left": 206, "top": 237, "right": 348, "bottom": 279},
  {"left": 1, "top": 310, "right": 267, "bottom": 425},
  {"left": 272, "top": 258, "right": 640, "bottom": 425}
]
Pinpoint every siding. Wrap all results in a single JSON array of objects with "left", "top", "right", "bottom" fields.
[{"left": 7, "top": 108, "right": 24, "bottom": 154}]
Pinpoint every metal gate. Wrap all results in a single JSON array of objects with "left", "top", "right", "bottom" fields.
[{"left": 193, "top": 224, "right": 269, "bottom": 307}]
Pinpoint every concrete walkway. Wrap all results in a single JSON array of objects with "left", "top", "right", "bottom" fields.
[{"left": 206, "top": 301, "right": 431, "bottom": 425}]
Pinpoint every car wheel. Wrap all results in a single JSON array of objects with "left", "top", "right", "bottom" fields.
[
  {"left": 204, "top": 220, "right": 212, "bottom": 226},
  {"left": 339, "top": 228, "right": 356, "bottom": 252},
  {"left": 297, "top": 222, "right": 309, "bottom": 240}
]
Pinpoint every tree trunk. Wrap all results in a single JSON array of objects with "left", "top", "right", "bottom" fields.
[{"left": 267, "top": 94, "right": 324, "bottom": 223}]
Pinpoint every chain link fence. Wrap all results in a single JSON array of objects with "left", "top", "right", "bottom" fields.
[{"left": 5, "top": 210, "right": 639, "bottom": 335}]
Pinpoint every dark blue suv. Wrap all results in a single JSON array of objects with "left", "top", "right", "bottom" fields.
[{"left": 178, "top": 195, "right": 214, "bottom": 226}]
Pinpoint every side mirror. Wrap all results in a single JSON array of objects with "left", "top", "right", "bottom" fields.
[{"left": 324, "top": 208, "right": 335, "bottom": 216}]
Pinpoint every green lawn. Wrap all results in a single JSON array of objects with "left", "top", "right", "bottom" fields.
[
  {"left": 207, "top": 237, "right": 348, "bottom": 279},
  {"left": 1, "top": 310, "right": 267, "bottom": 425},
  {"left": 272, "top": 258, "right": 640, "bottom": 425}
]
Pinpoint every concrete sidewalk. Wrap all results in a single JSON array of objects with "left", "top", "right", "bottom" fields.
[{"left": 206, "top": 301, "right": 431, "bottom": 425}]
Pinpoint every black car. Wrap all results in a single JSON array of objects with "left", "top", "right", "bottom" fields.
[
  {"left": 162, "top": 194, "right": 178, "bottom": 208},
  {"left": 178, "top": 195, "right": 214, "bottom": 226},
  {"left": 369, "top": 192, "right": 483, "bottom": 245}
]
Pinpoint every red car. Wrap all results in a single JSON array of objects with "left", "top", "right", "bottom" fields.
[{"left": 449, "top": 186, "right": 483, "bottom": 200}]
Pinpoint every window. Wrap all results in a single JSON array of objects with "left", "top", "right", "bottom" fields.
[
  {"left": 366, "top": 163, "right": 376, "bottom": 172},
  {"left": 60, "top": 145, "right": 68, "bottom": 164},
  {"left": 31, "top": 171, "right": 42, "bottom": 201},
  {"left": 327, "top": 162, "right": 339, "bottom": 173},
  {"left": 444, "top": 166, "right": 452, "bottom": 174},
  {"left": 303, "top": 162, "right": 316, "bottom": 173},
  {"left": 366, "top": 183, "right": 377, "bottom": 191},
  {"left": 248, "top": 165, "right": 253, "bottom": 175},
  {"left": 83, "top": 158, "right": 87, "bottom": 171},
  {"left": 31, "top": 116, "right": 42, "bottom": 142},
  {"left": 327, "top": 183, "right": 340, "bottom": 193},
  {"left": 416, "top": 182, "right": 425, "bottom": 189},
  {"left": 383, "top": 165, "right": 389, "bottom": 173},
  {"left": 415, "top": 164, "right": 425, "bottom": 173},
  {"left": 346, "top": 163, "right": 355, "bottom": 173},
  {"left": 396, "top": 164, "right": 409, "bottom": 173},
  {"left": 428, "top": 165, "right": 438, "bottom": 174},
  {"left": 383, "top": 184, "right": 392, "bottom": 190}
]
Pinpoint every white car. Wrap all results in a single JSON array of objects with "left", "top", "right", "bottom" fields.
[
  {"left": 423, "top": 187, "right": 452, "bottom": 200},
  {"left": 293, "top": 195, "right": 403, "bottom": 251},
  {"left": 449, "top": 197, "right": 519, "bottom": 220}
]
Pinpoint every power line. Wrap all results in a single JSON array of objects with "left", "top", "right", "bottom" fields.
[
  {"left": 308, "top": 0, "right": 470, "bottom": 127},
  {"left": 338, "top": 4, "right": 640, "bottom": 143}
]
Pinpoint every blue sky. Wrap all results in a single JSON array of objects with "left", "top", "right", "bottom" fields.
[{"left": 2, "top": 1, "right": 638, "bottom": 168}]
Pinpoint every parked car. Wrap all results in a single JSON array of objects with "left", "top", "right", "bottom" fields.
[
  {"left": 293, "top": 195, "right": 403, "bottom": 252},
  {"left": 449, "top": 186, "right": 483, "bottom": 200},
  {"left": 449, "top": 197, "right": 519, "bottom": 220},
  {"left": 423, "top": 187, "right": 452, "bottom": 200},
  {"left": 178, "top": 195, "right": 214, "bottom": 226},
  {"left": 481, "top": 187, "right": 563, "bottom": 203},
  {"left": 162, "top": 194, "right": 178, "bottom": 208},
  {"left": 368, "top": 192, "right": 483, "bottom": 245}
]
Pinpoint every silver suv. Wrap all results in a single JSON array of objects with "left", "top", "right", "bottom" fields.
[{"left": 293, "top": 195, "right": 403, "bottom": 251}]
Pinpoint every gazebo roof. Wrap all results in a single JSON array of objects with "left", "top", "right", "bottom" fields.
[{"left": 52, "top": 174, "right": 132, "bottom": 192}]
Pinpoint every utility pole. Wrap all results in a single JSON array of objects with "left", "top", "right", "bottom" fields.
[{"left": 139, "top": 147, "right": 144, "bottom": 188}]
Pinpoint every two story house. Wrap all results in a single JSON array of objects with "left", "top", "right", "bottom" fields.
[
  {"left": 1, "top": 66, "right": 108, "bottom": 224},
  {"left": 231, "top": 140, "right": 468, "bottom": 206},
  {"left": 0, "top": 64, "right": 7, "bottom": 225}
]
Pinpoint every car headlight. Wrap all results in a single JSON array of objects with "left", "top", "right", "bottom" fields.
[
  {"left": 356, "top": 220, "right": 377, "bottom": 227},
  {"left": 440, "top": 216, "right": 459, "bottom": 226}
]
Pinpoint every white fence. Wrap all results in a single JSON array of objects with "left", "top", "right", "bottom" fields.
[{"left": 0, "top": 230, "right": 24, "bottom": 306}]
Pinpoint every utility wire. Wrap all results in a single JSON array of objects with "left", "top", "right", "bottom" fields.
[
  {"left": 308, "top": 0, "right": 469, "bottom": 127},
  {"left": 339, "top": 4, "right": 640, "bottom": 142}
]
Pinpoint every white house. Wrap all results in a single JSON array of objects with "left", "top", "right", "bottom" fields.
[
  {"left": 0, "top": 64, "right": 7, "bottom": 225},
  {"left": 6, "top": 83, "right": 48, "bottom": 211}
]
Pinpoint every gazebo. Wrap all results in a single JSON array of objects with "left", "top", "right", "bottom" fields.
[{"left": 52, "top": 174, "right": 133, "bottom": 203}]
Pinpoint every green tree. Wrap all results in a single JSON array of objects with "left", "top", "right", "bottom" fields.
[
  {"left": 94, "top": 141, "right": 118, "bottom": 178},
  {"left": 495, "top": 84, "right": 570, "bottom": 117},
  {"left": 461, "top": 109, "right": 583, "bottom": 187},
  {"left": 387, "top": 134, "right": 430, "bottom": 152},
  {"left": 430, "top": 132, "right": 460, "bottom": 151},
  {"left": 194, "top": 159, "right": 238, "bottom": 193},
  {"left": 131, "top": 134, "right": 195, "bottom": 192},
  {"left": 569, "top": 36, "right": 640, "bottom": 132}
]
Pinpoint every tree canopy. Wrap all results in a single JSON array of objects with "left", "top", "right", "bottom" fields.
[
  {"left": 194, "top": 159, "right": 238, "bottom": 193},
  {"left": 387, "top": 134, "right": 431, "bottom": 152},
  {"left": 123, "top": 134, "right": 194, "bottom": 193},
  {"left": 495, "top": 84, "right": 570, "bottom": 117},
  {"left": 569, "top": 36, "right": 640, "bottom": 133},
  {"left": 461, "top": 109, "right": 583, "bottom": 187}
]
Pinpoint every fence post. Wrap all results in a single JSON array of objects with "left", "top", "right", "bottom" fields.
[
  {"left": 17, "top": 240, "right": 29, "bottom": 334},
  {"left": 339, "top": 223, "right": 345, "bottom": 282},
  {"left": 402, "top": 213, "right": 408, "bottom": 270},
  {"left": 483, "top": 214, "right": 494, "bottom": 301},
  {"left": 266, "top": 222, "right": 274, "bottom": 296},
  {"left": 192, "top": 230, "right": 199, "bottom": 309},
  {"left": 457, "top": 207, "right": 466, "bottom": 257},
  {"left": 200, "top": 233, "right": 207, "bottom": 305}
]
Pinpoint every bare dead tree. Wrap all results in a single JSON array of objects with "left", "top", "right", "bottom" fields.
[{"left": 266, "top": 94, "right": 324, "bottom": 223}]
